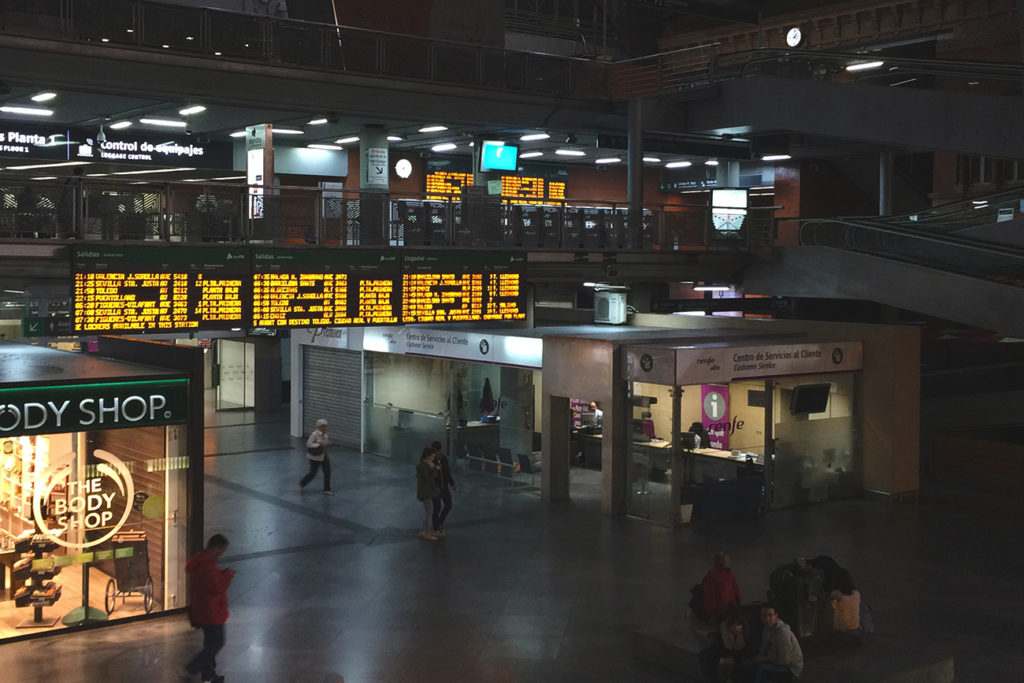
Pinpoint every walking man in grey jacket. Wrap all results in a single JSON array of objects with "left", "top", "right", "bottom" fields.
[{"left": 752, "top": 602, "right": 803, "bottom": 682}]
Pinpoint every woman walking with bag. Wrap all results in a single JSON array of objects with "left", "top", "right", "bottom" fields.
[
  {"left": 300, "top": 418, "right": 333, "bottom": 495},
  {"left": 416, "top": 447, "right": 441, "bottom": 540}
]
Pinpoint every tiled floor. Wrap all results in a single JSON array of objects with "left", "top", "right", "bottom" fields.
[{"left": 4, "top": 412, "right": 1024, "bottom": 682}]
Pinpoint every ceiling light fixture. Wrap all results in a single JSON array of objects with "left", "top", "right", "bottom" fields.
[
  {"left": 229, "top": 130, "right": 247, "bottom": 138},
  {"left": 643, "top": 156, "right": 662, "bottom": 163},
  {"left": 31, "top": 92, "right": 57, "bottom": 102},
  {"left": 693, "top": 285, "right": 732, "bottom": 292},
  {"left": 555, "top": 149, "right": 585, "bottom": 157},
  {"left": 210, "top": 175, "right": 246, "bottom": 180},
  {"left": 308, "top": 144, "right": 342, "bottom": 151},
  {"left": 5, "top": 161, "right": 91, "bottom": 170},
  {"left": 665, "top": 161, "right": 692, "bottom": 168},
  {"left": 387, "top": 135, "right": 403, "bottom": 142},
  {"left": 0, "top": 105, "right": 53, "bottom": 117},
  {"left": 110, "top": 167, "right": 197, "bottom": 175},
  {"left": 846, "top": 60, "right": 885, "bottom": 72},
  {"left": 519, "top": 151, "right": 543, "bottom": 158},
  {"left": 109, "top": 120, "right": 133, "bottom": 130},
  {"left": 30, "top": 177, "right": 57, "bottom": 181},
  {"left": 419, "top": 125, "right": 448, "bottom": 133},
  {"left": 520, "top": 132, "right": 550, "bottom": 141},
  {"left": 595, "top": 157, "right": 621, "bottom": 164},
  {"left": 431, "top": 143, "right": 457, "bottom": 152},
  {"left": 139, "top": 117, "right": 187, "bottom": 127},
  {"left": 336, "top": 136, "right": 359, "bottom": 144},
  {"left": 307, "top": 118, "right": 328, "bottom": 125},
  {"left": 761, "top": 154, "right": 792, "bottom": 161},
  {"left": 272, "top": 128, "right": 304, "bottom": 135},
  {"left": 705, "top": 159, "right": 720, "bottom": 166},
  {"left": 178, "top": 105, "right": 206, "bottom": 116}
]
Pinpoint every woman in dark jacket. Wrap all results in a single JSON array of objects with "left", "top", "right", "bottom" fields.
[
  {"left": 416, "top": 448, "right": 441, "bottom": 541},
  {"left": 430, "top": 440, "right": 456, "bottom": 535}
]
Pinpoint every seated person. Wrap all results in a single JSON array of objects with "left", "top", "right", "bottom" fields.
[
  {"left": 830, "top": 569, "right": 861, "bottom": 632},
  {"left": 739, "top": 603, "right": 803, "bottom": 683},
  {"left": 698, "top": 607, "right": 750, "bottom": 683},
  {"left": 702, "top": 552, "right": 742, "bottom": 624},
  {"left": 690, "top": 421, "right": 711, "bottom": 448}
]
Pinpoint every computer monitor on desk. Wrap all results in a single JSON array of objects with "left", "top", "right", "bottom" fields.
[
  {"left": 580, "top": 411, "right": 596, "bottom": 427},
  {"left": 679, "top": 432, "right": 698, "bottom": 450}
]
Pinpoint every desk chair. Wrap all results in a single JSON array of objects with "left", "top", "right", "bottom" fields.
[{"left": 516, "top": 453, "right": 540, "bottom": 488}]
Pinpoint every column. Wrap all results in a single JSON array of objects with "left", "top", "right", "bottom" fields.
[
  {"left": 879, "top": 151, "right": 894, "bottom": 216},
  {"left": 542, "top": 394, "right": 571, "bottom": 502},
  {"left": 627, "top": 97, "right": 644, "bottom": 246},
  {"left": 359, "top": 125, "right": 388, "bottom": 244}
]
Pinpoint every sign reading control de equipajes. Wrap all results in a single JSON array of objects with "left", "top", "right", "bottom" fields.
[{"left": 0, "top": 379, "right": 188, "bottom": 437}]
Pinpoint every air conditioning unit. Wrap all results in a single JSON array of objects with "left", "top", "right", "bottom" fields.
[{"left": 594, "top": 291, "right": 627, "bottom": 324}]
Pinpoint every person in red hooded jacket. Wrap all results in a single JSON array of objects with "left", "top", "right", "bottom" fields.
[
  {"left": 185, "top": 534, "right": 236, "bottom": 683},
  {"left": 702, "top": 552, "right": 742, "bottom": 624}
]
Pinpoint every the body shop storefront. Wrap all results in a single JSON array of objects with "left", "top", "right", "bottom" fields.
[{"left": 0, "top": 341, "right": 198, "bottom": 641}]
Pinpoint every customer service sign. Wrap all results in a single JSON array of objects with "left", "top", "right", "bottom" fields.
[{"left": 0, "top": 379, "right": 188, "bottom": 436}]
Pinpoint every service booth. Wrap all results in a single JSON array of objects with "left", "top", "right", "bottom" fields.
[{"left": 0, "top": 338, "right": 204, "bottom": 642}]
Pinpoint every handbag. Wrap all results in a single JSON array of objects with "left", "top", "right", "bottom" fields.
[{"left": 307, "top": 444, "right": 324, "bottom": 456}]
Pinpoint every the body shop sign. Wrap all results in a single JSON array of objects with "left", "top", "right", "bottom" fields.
[{"left": 0, "top": 379, "right": 188, "bottom": 436}]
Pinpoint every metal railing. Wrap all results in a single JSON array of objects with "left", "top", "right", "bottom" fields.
[
  {"left": 0, "top": 176, "right": 775, "bottom": 254},
  {"left": 0, "top": 0, "right": 609, "bottom": 100}
]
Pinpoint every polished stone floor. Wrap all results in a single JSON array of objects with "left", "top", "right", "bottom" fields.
[{"left": 5, "top": 412, "right": 1023, "bottom": 683}]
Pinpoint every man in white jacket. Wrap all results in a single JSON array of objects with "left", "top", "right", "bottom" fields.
[{"left": 752, "top": 603, "right": 803, "bottom": 682}]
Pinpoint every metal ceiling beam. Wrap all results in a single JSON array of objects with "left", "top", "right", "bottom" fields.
[{"left": 616, "top": 0, "right": 760, "bottom": 25}]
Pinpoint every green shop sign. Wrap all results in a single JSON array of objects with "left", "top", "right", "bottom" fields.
[{"left": 0, "top": 379, "right": 188, "bottom": 436}]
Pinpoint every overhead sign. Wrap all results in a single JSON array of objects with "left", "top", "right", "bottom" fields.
[
  {"left": 0, "top": 378, "right": 189, "bottom": 436},
  {"left": 364, "top": 147, "right": 389, "bottom": 189},
  {"left": 402, "top": 250, "right": 527, "bottom": 323},
  {"left": 0, "top": 122, "right": 232, "bottom": 169},
  {"left": 361, "top": 326, "right": 542, "bottom": 368}
]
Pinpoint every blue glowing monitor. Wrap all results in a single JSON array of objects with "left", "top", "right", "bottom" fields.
[{"left": 479, "top": 141, "right": 519, "bottom": 172}]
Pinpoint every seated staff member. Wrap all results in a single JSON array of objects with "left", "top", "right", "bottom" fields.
[{"left": 689, "top": 421, "right": 711, "bottom": 448}]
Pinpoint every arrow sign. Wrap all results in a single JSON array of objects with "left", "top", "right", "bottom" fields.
[{"left": 22, "top": 316, "right": 47, "bottom": 338}]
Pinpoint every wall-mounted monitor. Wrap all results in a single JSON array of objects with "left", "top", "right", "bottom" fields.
[
  {"left": 479, "top": 140, "right": 519, "bottom": 172},
  {"left": 789, "top": 383, "right": 832, "bottom": 414}
]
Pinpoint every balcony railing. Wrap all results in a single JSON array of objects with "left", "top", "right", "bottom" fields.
[
  {"left": 0, "top": 0, "right": 609, "bottom": 99},
  {"left": 0, "top": 176, "right": 775, "bottom": 254}
]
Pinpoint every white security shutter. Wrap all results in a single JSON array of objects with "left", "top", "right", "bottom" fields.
[{"left": 302, "top": 346, "right": 362, "bottom": 450}]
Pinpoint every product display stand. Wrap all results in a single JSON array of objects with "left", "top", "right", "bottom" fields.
[
  {"left": 61, "top": 562, "right": 107, "bottom": 626},
  {"left": 14, "top": 534, "right": 62, "bottom": 629}
]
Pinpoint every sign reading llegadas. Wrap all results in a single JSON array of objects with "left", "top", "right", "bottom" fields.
[{"left": 0, "top": 379, "right": 188, "bottom": 436}]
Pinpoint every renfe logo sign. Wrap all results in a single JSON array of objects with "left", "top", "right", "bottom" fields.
[
  {"left": 33, "top": 448, "right": 135, "bottom": 550},
  {"left": 0, "top": 379, "right": 188, "bottom": 436}
]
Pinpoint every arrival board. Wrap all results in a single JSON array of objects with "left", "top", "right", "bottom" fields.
[
  {"left": 401, "top": 251, "right": 527, "bottom": 323},
  {"left": 73, "top": 246, "right": 248, "bottom": 333}
]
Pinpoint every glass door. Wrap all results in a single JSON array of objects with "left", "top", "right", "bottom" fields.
[{"left": 214, "top": 339, "right": 254, "bottom": 411}]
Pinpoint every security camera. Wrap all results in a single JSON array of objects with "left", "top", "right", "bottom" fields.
[
  {"left": 96, "top": 126, "right": 106, "bottom": 144},
  {"left": 185, "top": 119, "right": 194, "bottom": 135}
]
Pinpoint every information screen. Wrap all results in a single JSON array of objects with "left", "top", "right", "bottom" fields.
[
  {"left": 402, "top": 251, "right": 527, "bottom": 324},
  {"left": 73, "top": 247, "right": 249, "bottom": 333},
  {"left": 252, "top": 249, "right": 401, "bottom": 327}
]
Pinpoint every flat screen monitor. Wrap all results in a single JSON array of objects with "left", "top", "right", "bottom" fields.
[
  {"left": 790, "top": 383, "right": 831, "bottom": 414},
  {"left": 479, "top": 141, "right": 519, "bottom": 172},
  {"left": 679, "top": 431, "right": 697, "bottom": 450},
  {"left": 580, "top": 411, "right": 596, "bottom": 427}
]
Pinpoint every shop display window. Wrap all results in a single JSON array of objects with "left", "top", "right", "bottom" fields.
[{"left": 0, "top": 426, "right": 188, "bottom": 639}]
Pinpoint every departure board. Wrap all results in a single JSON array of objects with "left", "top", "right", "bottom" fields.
[
  {"left": 251, "top": 249, "right": 401, "bottom": 327},
  {"left": 426, "top": 170, "right": 568, "bottom": 204},
  {"left": 402, "top": 251, "right": 527, "bottom": 323},
  {"left": 73, "top": 247, "right": 249, "bottom": 333}
]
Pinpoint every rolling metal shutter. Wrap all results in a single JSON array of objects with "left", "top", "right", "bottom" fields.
[{"left": 302, "top": 346, "right": 362, "bottom": 450}]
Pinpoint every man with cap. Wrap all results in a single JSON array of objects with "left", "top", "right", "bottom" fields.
[{"left": 300, "top": 418, "right": 333, "bottom": 495}]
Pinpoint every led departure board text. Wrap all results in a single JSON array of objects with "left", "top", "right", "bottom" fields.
[
  {"left": 402, "top": 252, "right": 527, "bottom": 324},
  {"left": 426, "top": 171, "right": 567, "bottom": 204}
]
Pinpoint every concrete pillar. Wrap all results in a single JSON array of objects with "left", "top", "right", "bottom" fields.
[
  {"left": 627, "top": 97, "right": 644, "bottom": 244},
  {"left": 603, "top": 351, "right": 628, "bottom": 516},
  {"left": 252, "top": 337, "right": 282, "bottom": 415},
  {"left": 879, "top": 151, "right": 894, "bottom": 216},
  {"left": 359, "top": 125, "right": 388, "bottom": 243},
  {"left": 542, "top": 394, "right": 571, "bottom": 501}
]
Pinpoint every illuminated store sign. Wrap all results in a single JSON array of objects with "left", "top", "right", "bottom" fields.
[
  {"left": 0, "top": 379, "right": 189, "bottom": 436},
  {"left": 252, "top": 248, "right": 401, "bottom": 327},
  {"left": 73, "top": 247, "right": 248, "bottom": 333},
  {"left": 0, "top": 123, "right": 232, "bottom": 168}
]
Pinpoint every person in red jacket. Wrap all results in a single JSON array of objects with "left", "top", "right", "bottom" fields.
[
  {"left": 702, "top": 552, "right": 742, "bottom": 624},
  {"left": 185, "top": 534, "right": 236, "bottom": 683}
]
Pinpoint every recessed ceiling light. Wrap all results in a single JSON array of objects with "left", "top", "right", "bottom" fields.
[
  {"left": 211, "top": 175, "right": 246, "bottom": 180},
  {"left": 705, "top": 159, "right": 720, "bottom": 166},
  {"left": 139, "top": 117, "right": 187, "bottom": 127},
  {"left": 520, "top": 133, "right": 550, "bottom": 141},
  {"left": 179, "top": 105, "right": 206, "bottom": 116},
  {"left": 761, "top": 154, "right": 792, "bottom": 161},
  {"left": 336, "top": 136, "right": 359, "bottom": 144},
  {"left": 846, "top": 60, "right": 884, "bottom": 72},
  {"left": 214, "top": 51, "right": 222, "bottom": 56},
  {"left": 110, "top": 167, "right": 197, "bottom": 175},
  {"left": 595, "top": 157, "right": 621, "bottom": 164},
  {"left": 431, "top": 143, "right": 457, "bottom": 152},
  {"left": 419, "top": 125, "right": 448, "bottom": 133},
  {"left": 519, "top": 151, "right": 543, "bottom": 158},
  {"left": 30, "top": 176, "right": 58, "bottom": 181},
  {"left": 693, "top": 285, "right": 732, "bottom": 292},
  {"left": 665, "top": 161, "right": 692, "bottom": 168},
  {"left": 109, "top": 121, "right": 133, "bottom": 130},
  {"left": 308, "top": 118, "right": 328, "bottom": 125},
  {"left": 5, "top": 161, "right": 91, "bottom": 170},
  {"left": 273, "top": 128, "right": 304, "bottom": 135},
  {"left": 30, "top": 92, "right": 57, "bottom": 103},
  {"left": 555, "top": 149, "right": 585, "bottom": 157},
  {"left": 229, "top": 130, "right": 247, "bottom": 138},
  {"left": 643, "top": 156, "right": 661, "bottom": 163},
  {"left": 308, "top": 144, "right": 342, "bottom": 151},
  {"left": 387, "top": 135, "right": 403, "bottom": 142},
  {"left": 0, "top": 105, "right": 53, "bottom": 117}
]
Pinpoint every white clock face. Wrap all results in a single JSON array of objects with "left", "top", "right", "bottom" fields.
[
  {"left": 786, "top": 27, "right": 802, "bottom": 47},
  {"left": 395, "top": 158, "right": 412, "bottom": 179}
]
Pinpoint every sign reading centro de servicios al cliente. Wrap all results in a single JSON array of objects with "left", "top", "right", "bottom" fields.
[{"left": 0, "top": 379, "right": 189, "bottom": 436}]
